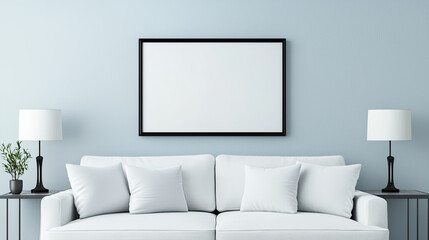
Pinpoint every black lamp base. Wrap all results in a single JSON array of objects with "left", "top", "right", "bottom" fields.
[
  {"left": 31, "top": 185, "right": 49, "bottom": 193},
  {"left": 382, "top": 143, "right": 400, "bottom": 193},
  {"left": 32, "top": 154, "right": 49, "bottom": 193},
  {"left": 382, "top": 183, "right": 399, "bottom": 192}
]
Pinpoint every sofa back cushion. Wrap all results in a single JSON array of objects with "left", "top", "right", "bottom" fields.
[
  {"left": 81, "top": 154, "right": 215, "bottom": 212},
  {"left": 215, "top": 155, "right": 345, "bottom": 212}
]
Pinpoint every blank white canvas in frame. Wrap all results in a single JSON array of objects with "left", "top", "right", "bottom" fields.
[{"left": 140, "top": 40, "right": 285, "bottom": 135}]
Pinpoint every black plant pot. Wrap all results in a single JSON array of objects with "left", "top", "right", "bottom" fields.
[{"left": 10, "top": 180, "right": 23, "bottom": 194}]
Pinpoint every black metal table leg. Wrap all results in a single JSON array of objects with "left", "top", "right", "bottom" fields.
[
  {"left": 408, "top": 198, "right": 410, "bottom": 240},
  {"left": 417, "top": 199, "right": 419, "bottom": 240},
  {"left": 6, "top": 199, "right": 8, "bottom": 240},
  {"left": 19, "top": 199, "right": 21, "bottom": 240}
]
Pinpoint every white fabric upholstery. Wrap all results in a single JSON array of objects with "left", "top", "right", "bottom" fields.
[
  {"left": 40, "top": 190, "right": 78, "bottom": 240},
  {"left": 215, "top": 155, "right": 345, "bottom": 211},
  {"left": 353, "top": 191, "right": 388, "bottom": 229},
  {"left": 124, "top": 165, "right": 188, "bottom": 214},
  {"left": 45, "top": 212, "right": 215, "bottom": 240},
  {"left": 216, "top": 211, "right": 388, "bottom": 240},
  {"left": 41, "top": 189, "right": 389, "bottom": 240},
  {"left": 240, "top": 164, "right": 301, "bottom": 213},
  {"left": 40, "top": 155, "right": 389, "bottom": 240},
  {"left": 298, "top": 163, "right": 361, "bottom": 218},
  {"left": 66, "top": 163, "right": 130, "bottom": 218},
  {"left": 81, "top": 154, "right": 215, "bottom": 212}
]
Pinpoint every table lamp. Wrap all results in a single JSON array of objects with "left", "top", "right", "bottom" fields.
[
  {"left": 19, "top": 109, "right": 62, "bottom": 193},
  {"left": 367, "top": 109, "right": 411, "bottom": 192}
]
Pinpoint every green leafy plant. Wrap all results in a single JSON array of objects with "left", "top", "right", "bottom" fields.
[{"left": 1, "top": 141, "right": 31, "bottom": 180}]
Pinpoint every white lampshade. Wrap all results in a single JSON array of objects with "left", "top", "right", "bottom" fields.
[
  {"left": 19, "top": 109, "right": 63, "bottom": 141},
  {"left": 367, "top": 109, "right": 411, "bottom": 141}
]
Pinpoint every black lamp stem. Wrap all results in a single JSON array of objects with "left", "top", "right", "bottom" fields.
[
  {"left": 389, "top": 140, "right": 391, "bottom": 156},
  {"left": 31, "top": 140, "right": 49, "bottom": 193},
  {"left": 383, "top": 140, "right": 399, "bottom": 192}
]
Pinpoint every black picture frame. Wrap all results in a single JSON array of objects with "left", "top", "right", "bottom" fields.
[{"left": 139, "top": 38, "right": 286, "bottom": 136}]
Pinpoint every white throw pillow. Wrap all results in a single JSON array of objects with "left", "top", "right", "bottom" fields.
[
  {"left": 124, "top": 165, "right": 188, "bottom": 214},
  {"left": 66, "top": 163, "right": 130, "bottom": 219},
  {"left": 240, "top": 164, "right": 301, "bottom": 213},
  {"left": 297, "top": 162, "right": 361, "bottom": 218}
]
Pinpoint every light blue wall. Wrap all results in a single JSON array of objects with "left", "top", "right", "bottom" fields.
[{"left": 1, "top": 0, "right": 428, "bottom": 239}]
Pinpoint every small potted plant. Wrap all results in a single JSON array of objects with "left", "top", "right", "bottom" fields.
[{"left": 1, "top": 141, "right": 31, "bottom": 194}]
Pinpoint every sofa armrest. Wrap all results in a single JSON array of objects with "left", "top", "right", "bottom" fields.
[
  {"left": 352, "top": 190, "right": 388, "bottom": 229},
  {"left": 40, "top": 190, "right": 78, "bottom": 240}
]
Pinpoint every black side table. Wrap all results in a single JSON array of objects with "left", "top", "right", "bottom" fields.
[
  {"left": 0, "top": 190, "right": 60, "bottom": 240},
  {"left": 365, "top": 190, "right": 429, "bottom": 240}
]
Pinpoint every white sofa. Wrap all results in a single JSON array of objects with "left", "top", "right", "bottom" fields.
[{"left": 40, "top": 154, "right": 389, "bottom": 240}]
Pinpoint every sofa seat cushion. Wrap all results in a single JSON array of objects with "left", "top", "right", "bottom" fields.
[
  {"left": 46, "top": 212, "right": 215, "bottom": 240},
  {"left": 216, "top": 211, "right": 388, "bottom": 240}
]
